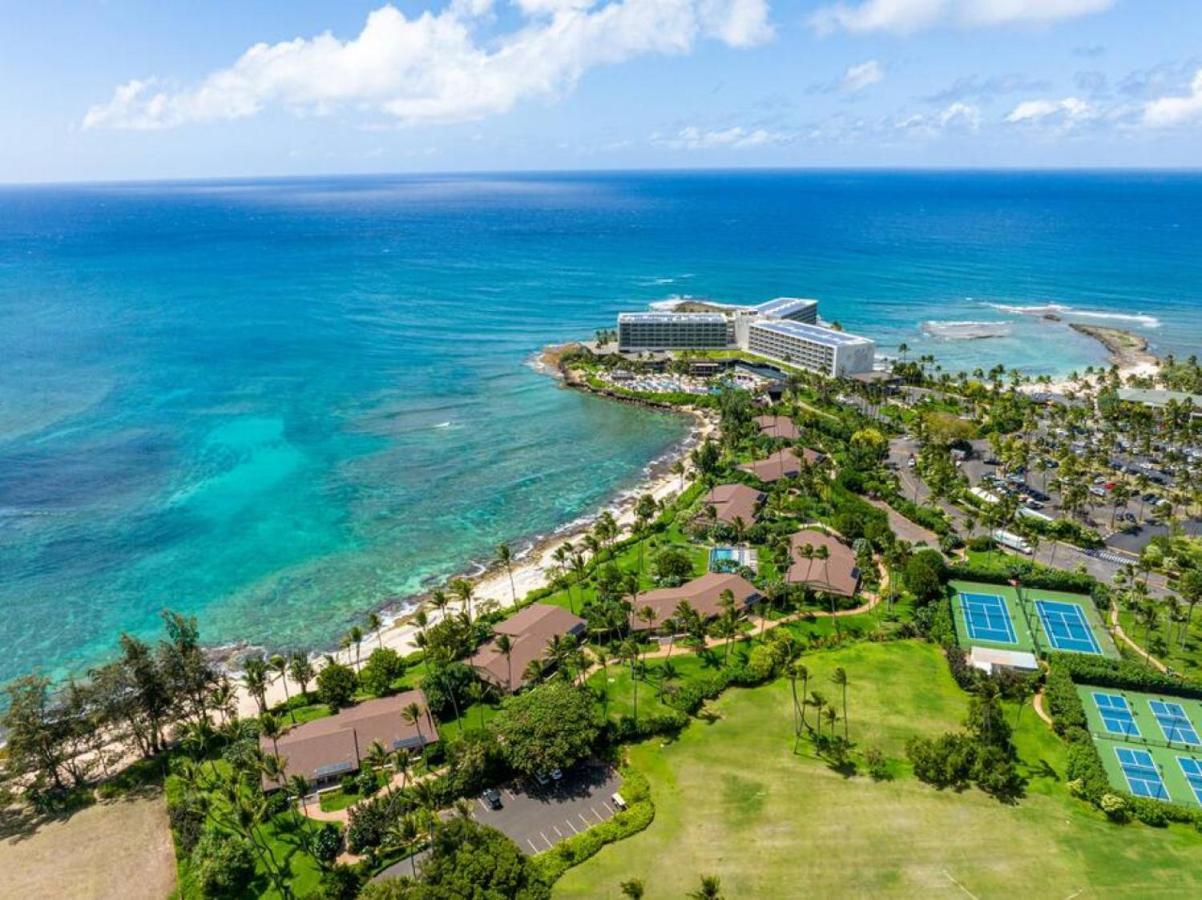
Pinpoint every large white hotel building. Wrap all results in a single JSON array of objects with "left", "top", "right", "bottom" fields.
[{"left": 616, "top": 297, "right": 875, "bottom": 377}]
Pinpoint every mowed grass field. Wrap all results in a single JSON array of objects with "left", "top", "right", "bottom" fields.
[{"left": 555, "top": 641, "right": 1202, "bottom": 898}]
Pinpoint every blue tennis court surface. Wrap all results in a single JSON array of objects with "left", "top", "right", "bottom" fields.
[
  {"left": 1179, "top": 757, "right": 1202, "bottom": 803},
  {"left": 1150, "top": 700, "right": 1202, "bottom": 745},
  {"left": 1035, "top": 599, "right": 1101, "bottom": 654},
  {"left": 1115, "top": 747, "right": 1169, "bottom": 800},
  {"left": 959, "top": 592, "right": 1016, "bottom": 644},
  {"left": 1093, "top": 692, "right": 1140, "bottom": 737}
]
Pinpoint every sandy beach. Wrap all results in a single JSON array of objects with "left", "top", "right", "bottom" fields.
[
  {"left": 1020, "top": 323, "right": 1160, "bottom": 395},
  {"left": 230, "top": 400, "right": 717, "bottom": 719}
]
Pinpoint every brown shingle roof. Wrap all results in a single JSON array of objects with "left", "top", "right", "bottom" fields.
[
  {"left": 471, "top": 603, "right": 586, "bottom": 692},
  {"left": 737, "top": 447, "right": 823, "bottom": 483},
  {"left": 701, "top": 484, "right": 765, "bottom": 526},
  {"left": 785, "top": 529, "right": 860, "bottom": 597},
  {"left": 630, "top": 572, "right": 760, "bottom": 630},
  {"left": 261, "top": 690, "right": 438, "bottom": 789},
  {"left": 755, "top": 415, "right": 800, "bottom": 440}
]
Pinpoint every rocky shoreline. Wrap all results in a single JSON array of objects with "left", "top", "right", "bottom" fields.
[{"left": 1069, "top": 323, "right": 1160, "bottom": 371}]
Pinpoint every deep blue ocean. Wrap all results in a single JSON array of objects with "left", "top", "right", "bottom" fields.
[{"left": 2, "top": 170, "right": 1201, "bottom": 684}]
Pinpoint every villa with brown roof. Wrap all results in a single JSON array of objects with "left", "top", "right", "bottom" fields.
[
  {"left": 262, "top": 690, "right": 438, "bottom": 791},
  {"left": 629, "top": 571, "right": 760, "bottom": 631},
  {"left": 785, "top": 529, "right": 860, "bottom": 597},
  {"left": 470, "top": 603, "right": 586, "bottom": 693},
  {"left": 738, "top": 447, "right": 824, "bottom": 483},
  {"left": 755, "top": 414, "right": 800, "bottom": 440},
  {"left": 701, "top": 483, "right": 765, "bottom": 526}
]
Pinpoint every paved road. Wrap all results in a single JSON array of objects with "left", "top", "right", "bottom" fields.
[{"left": 472, "top": 762, "right": 620, "bottom": 856}]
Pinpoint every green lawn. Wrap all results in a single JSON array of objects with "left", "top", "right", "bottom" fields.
[
  {"left": 1115, "top": 603, "right": 1202, "bottom": 680},
  {"left": 555, "top": 641, "right": 1202, "bottom": 898}
]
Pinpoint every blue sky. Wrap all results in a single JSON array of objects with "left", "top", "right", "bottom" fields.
[{"left": 2, "top": 0, "right": 1201, "bottom": 182}]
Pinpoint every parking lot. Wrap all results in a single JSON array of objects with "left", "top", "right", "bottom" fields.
[{"left": 472, "top": 762, "right": 621, "bottom": 855}]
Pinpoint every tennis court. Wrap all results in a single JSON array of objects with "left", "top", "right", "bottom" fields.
[
  {"left": 1077, "top": 684, "right": 1202, "bottom": 807},
  {"left": 1180, "top": 757, "right": 1202, "bottom": 804},
  {"left": 1093, "top": 692, "right": 1140, "bottom": 738},
  {"left": 1115, "top": 747, "right": 1169, "bottom": 800},
  {"left": 1150, "top": 700, "right": 1202, "bottom": 746},
  {"left": 960, "top": 592, "right": 1017, "bottom": 644},
  {"left": 949, "top": 581, "right": 1037, "bottom": 654},
  {"left": 1034, "top": 599, "right": 1101, "bottom": 654}
]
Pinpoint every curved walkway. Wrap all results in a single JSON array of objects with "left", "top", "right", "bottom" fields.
[
  {"left": 1031, "top": 690, "right": 1053, "bottom": 727},
  {"left": 1107, "top": 603, "right": 1168, "bottom": 673}
]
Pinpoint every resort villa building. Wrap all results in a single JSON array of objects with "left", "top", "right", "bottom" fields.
[
  {"left": 701, "top": 483, "right": 765, "bottom": 527},
  {"left": 754, "top": 414, "right": 800, "bottom": 440},
  {"left": 614, "top": 296, "right": 875, "bottom": 377},
  {"left": 630, "top": 571, "right": 760, "bottom": 631},
  {"left": 469, "top": 603, "right": 586, "bottom": 692},
  {"left": 739, "top": 447, "right": 825, "bottom": 483},
  {"left": 785, "top": 529, "right": 860, "bottom": 598},
  {"left": 262, "top": 690, "right": 438, "bottom": 791}
]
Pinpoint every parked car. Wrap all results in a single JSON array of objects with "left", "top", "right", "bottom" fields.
[
  {"left": 483, "top": 788, "right": 503, "bottom": 809},
  {"left": 612, "top": 792, "right": 627, "bottom": 810}
]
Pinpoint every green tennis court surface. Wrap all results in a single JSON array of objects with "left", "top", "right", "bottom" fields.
[{"left": 1077, "top": 684, "right": 1202, "bottom": 807}]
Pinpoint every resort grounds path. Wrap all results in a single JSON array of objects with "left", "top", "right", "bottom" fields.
[{"left": 1108, "top": 603, "right": 1168, "bottom": 673}]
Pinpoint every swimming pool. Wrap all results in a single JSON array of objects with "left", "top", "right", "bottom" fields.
[{"left": 709, "top": 546, "right": 757, "bottom": 571}]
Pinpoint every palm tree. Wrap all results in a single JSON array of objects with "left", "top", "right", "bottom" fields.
[
  {"left": 208, "top": 676, "right": 237, "bottom": 727},
  {"left": 717, "top": 589, "right": 737, "bottom": 665},
  {"left": 392, "top": 749, "right": 412, "bottom": 791},
  {"left": 269, "top": 654, "right": 295, "bottom": 723},
  {"left": 523, "top": 657, "right": 545, "bottom": 688},
  {"left": 637, "top": 605, "right": 658, "bottom": 665},
  {"left": 823, "top": 705, "right": 839, "bottom": 739},
  {"left": 619, "top": 638, "right": 640, "bottom": 724},
  {"left": 365, "top": 739, "right": 390, "bottom": 773},
  {"left": 388, "top": 814, "right": 422, "bottom": 878},
  {"left": 496, "top": 542, "right": 517, "bottom": 607},
  {"left": 345, "top": 625, "right": 365, "bottom": 671},
  {"left": 620, "top": 879, "right": 646, "bottom": 899},
  {"left": 287, "top": 773, "right": 313, "bottom": 816},
  {"left": 451, "top": 577, "right": 475, "bottom": 622},
  {"left": 241, "top": 654, "right": 269, "bottom": 717},
  {"left": 495, "top": 633, "right": 515, "bottom": 692},
  {"left": 466, "top": 680, "right": 488, "bottom": 730},
  {"left": 288, "top": 652, "right": 315, "bottom": 702},
  {"left": 260, "top": 712, "right": 283, "bottom": 759},
  {"left": 831, "top": 667, "right": 849, "bottom": 741},
  {"left": 402, "top": 701, "right": 428, "bottom": 764},
  {"left": 367, "top": 611, "right": 384, "bottom": 651},
  {"left": 790, "top": 661, "right": 809, "bottom": 734},
  {"left": 689, "top": 875, "right": 724, "bottom": 900},
  {"left": 671, "top": 459, "right": 686, "bottom": 492}
]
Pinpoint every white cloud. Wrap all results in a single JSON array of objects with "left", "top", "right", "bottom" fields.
[
  {"left": 83, "top": 0, "right": 773, "bottom": 130},
  {"left": 840, "top": 59, "right": 884, "bottom": 93},
  {"left": 895, "top": 100, "right": 980, "bottom": 136},
  {"left": 1005, "top": 96, "right": 1092, "bottom": 126},
  {"left": 652, "top": 124, "right": 791, "bottom": 148},
  {"left": 1143, "top": 69, "right": 1202, "bottom": 128},
  {"left": 810, "top": 0, "right": 1112, "bottom": 36}
]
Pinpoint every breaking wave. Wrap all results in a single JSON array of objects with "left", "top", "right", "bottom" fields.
[{"left": 986, "top": 303, "right": 1160, "bottom": 328}]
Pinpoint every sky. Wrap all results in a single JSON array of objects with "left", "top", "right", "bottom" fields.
[{"left": 1, "top": 0, "right": 1201, "bottom": 182}]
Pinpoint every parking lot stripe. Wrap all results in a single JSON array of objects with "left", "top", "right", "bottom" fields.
[
  {"left": 540, "top": 831, "right": 553, "bottom": 849},
  {"left": 601, "top": 801, "right": 614, "bottom": 814},
  {"left": 552, "top": 825, "right": 563, "bottom": 837},
  {"left": 566, "top": 819, "right": 579, "bottom": 834},
  {"left": 578, "top": 813, "right": 591, "bottom": 828},
  {"left": 527, "top": 838, "right": 539, "bottom": 854}
]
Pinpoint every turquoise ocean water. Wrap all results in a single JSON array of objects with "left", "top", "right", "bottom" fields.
[{"left": 2, "top": 171, "right": 1201, "bottom": 683}]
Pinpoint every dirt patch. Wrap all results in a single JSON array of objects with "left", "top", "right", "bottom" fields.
[{"left": 0, "top": 794, "right": 176, "bottom": 900}]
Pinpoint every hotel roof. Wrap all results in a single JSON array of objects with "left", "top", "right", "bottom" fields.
[
  {"left": 618, "top": 311, "right": 727, "bottom": 324},
  {"left": 754, "top": 414, "right": 800, "bottom": 440},
  {"left": 755, "top": 297, "right": 818, "bottom": 318},
  {"left": 749, "top": 319, "right": 873, "bottom": 347}
]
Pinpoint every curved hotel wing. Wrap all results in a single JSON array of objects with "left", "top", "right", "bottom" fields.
[{"left": 615, "top": 296, "right": 874, "bottom": 377}]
